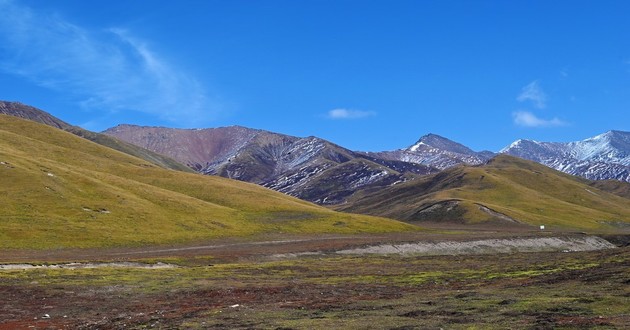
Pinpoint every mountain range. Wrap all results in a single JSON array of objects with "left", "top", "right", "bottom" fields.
[
  {"left": 3, "top": 100, "right": 630, "bottom": 208},
  {"left": 103, "top": 124, "right": 436, "bottom": 204},
  {"left": 500, "top": 131, "right": 630, "bottom": 182},
  {"left": 2, "top": 100, "right": 630, "bottom": 234},
  {"left": 103, "top": 122, "right": 630, "bottom": 205}
]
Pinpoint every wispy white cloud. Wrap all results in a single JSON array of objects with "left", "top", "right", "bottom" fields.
[
  {"left": 326, "top": 108, "right": 376, "bottom": 120},
  {"left": 0, "top": 0, "right": 215, "bottom": 126},
  {"left": 513, "top": 111, "right": 567, "bottom": 128},
  {"left": 516, "top": 80, "right": 547, "bottom": 109}
]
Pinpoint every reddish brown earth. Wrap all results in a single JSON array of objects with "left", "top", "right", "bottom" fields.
[{"left": 1, "top": 230, "right": 628, "bottom": 329}]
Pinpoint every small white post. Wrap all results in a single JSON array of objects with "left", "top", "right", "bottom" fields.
[{"left": 540, "top": 225, "right": 545, "bottom": 230}]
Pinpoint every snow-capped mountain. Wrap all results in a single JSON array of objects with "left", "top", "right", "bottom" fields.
[
  {"left": 7, "top": 100, "right": 630, "bottom": 207},
  {"left": 367, "top": 133, "right": 495, "bottom": 170},
  {"left": 104, "top": 125, "right": 436, "bottom": 204},
  {"left": 501, "top": 131, "right": 630, "bottom": 182},
  {"left": 104, "top": 122, "right": 630, "bottom": 202}
]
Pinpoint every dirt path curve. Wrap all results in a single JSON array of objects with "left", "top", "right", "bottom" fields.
[
  {"left": 0, "top": 230, "right": 620, "bottom": 264},
  {"left": 0, "top": 234, "right": 399, "bottom": 263}
]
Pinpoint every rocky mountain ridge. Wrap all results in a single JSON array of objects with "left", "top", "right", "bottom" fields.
[
  {"left": 500, "top": 130, "right": 630, "bottom": 182},
  {"left": 0, "top": 101, "right": 71, "bottom": 129},
  {"left": 105, "top": 124, "right": 630, "bottom": 203},
  {"left": 104, "top": 124, "right": 436, "bottom": 204},
  {"left": 367, "top": 133, "right": 495, "bottom": 170}
]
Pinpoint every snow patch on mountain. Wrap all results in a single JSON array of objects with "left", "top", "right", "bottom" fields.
[
  {"left": 370, "top": 133, "right": 494, "bottom": 170},
  {"left": 501, "top": 130, "right": 630, "bottom": 182}
]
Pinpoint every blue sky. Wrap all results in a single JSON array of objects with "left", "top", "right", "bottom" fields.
[{"left": 1, "top": 0, "right": 629, "bottom": 152}]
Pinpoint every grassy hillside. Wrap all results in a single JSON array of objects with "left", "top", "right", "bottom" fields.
[
  {"left": 66, "top": 126, "right": 194, "bottom": 172},
  {"left": 589, "top": 179, "right": 630, "bottom": 199},
  {"left": 336, "top": 155, "right": 630, "bottom": 232},
  {"left": 1, "top": 101, "right": 192, "bottom": 172},
  {"left": 0, "top": 115, "right": 416, "bottom": 249}
]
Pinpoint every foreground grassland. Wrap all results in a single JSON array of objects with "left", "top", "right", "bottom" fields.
[{"left": 1, "top": 248, "right": 628, "bottom": 329}]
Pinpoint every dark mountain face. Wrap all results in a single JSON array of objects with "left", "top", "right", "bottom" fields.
[
  {"left": 500, "top": 131, "right": 630, "bottom": 182},
  {"left": 104, "top": 125, "right": 438, "bottom": 204},
  {"left": 0, "top": 101, "right": 191, "bottom": 172}
]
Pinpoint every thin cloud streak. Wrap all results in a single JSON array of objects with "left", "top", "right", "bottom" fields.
[
  {"left": 327, "top": 108, "right": 376, "bottom": 119},
  {"left": 517, "top": 81, "right": 547, "bottom": 109},
  {"left": 513, "top": 111, "right": 567, "bottom": 128},
  {"left": 0, "top": 0, "right": 213, "bottom": 126}
]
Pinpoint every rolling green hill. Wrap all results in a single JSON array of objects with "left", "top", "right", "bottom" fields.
[
  {"left": 336, "top": 155, "right": 630, "bottom": 232},
  {"left": 0, "top": 115, "right": 416, "bottom": 249},
  {"left": 0, "top": 101, "right": 192, "bottom": 172}
]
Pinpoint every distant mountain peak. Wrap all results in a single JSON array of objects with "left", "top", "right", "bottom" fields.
[
  {"left": 416, "top": 133, "right": 451, "bottom": 144},
  {"left": 499, "top": 138, "right": 544, "bottom": 153},
  {"left": 501, "top": 130, "right": 630, "bottom": 181},
  {"left": 595, "top": 130, "right": 630, "bottom": 146},
  {"left": 407, "top": 133, "right": 476, "bottom": 156}
]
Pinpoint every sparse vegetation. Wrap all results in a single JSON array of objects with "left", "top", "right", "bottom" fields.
[{"left": 1, "top": 247, "right": 628, "bottom": 329}]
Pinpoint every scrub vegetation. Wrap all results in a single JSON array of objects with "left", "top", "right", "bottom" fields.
[{"left": 1, "top": 246, "right": 628, "bottom": 329}]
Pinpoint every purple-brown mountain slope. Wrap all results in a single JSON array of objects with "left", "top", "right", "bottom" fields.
[{"left": 104, "top": 124, "right": 437, "bottom": 204}]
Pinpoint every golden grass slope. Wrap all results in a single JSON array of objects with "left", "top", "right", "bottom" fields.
[
  {"left": 0, "top": 115, "right": 415, "bottom": 249},
  {"left": 0, "top": 101, "right": 192, "bottom": 172},
  {"left": 337, "top": 155, "right": 630, "bottom": 232}
]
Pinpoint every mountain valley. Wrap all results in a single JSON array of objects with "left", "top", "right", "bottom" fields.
[{"left": 1, "top": 101, "right": 629, "bottom": 329}]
